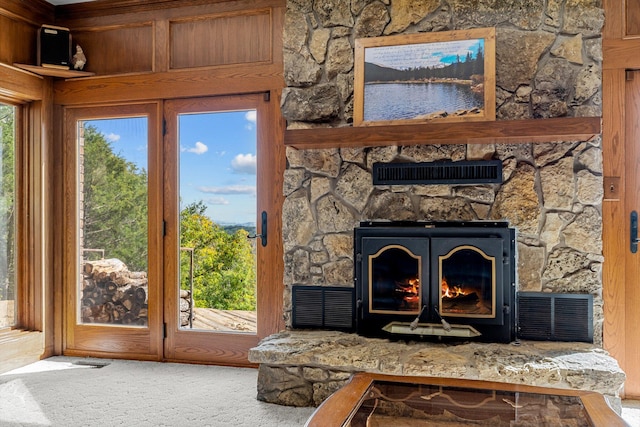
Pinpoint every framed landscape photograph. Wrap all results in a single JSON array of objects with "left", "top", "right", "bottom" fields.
[{"left": 354, "top": 28, "right": 496, "bottom": 127}]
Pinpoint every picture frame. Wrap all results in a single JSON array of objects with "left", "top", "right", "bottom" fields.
[{"left": 353, "top": 28, "right": 496, "bottom": 127}]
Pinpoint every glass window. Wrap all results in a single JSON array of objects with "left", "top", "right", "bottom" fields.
[
  {"left": 0, "top": 102, "right": 16, "bottom": 328},
  {"left": 78, "top": 118, "right": 149, "bottom": 326}
]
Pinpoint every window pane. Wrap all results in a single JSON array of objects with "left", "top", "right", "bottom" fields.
[
  {"left": 178, "top": 110, "right": 257, "bottom": 332},
  {"left": 78, "top": 118, "right": 149, "bottom": 326},
  {"left": 0, "top": 103, "right": 16, "bottom": 328}
]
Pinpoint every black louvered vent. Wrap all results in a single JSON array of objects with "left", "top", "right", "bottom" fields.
[
  {"left": 292, "top": 286, "right": 354, "bottom": 331},
  {"left": 517, "top": 292, "right": 593, "bottom": 343},
  {"left": 373, "top": 160, "right": 503, "bottom": 185}
]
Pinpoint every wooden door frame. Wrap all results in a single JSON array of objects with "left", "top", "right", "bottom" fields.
[
  {"left": 162, "top": 92, "right": 285, "bottom": 366},
  {"left": 62, "top": 102, "right": 164, "bottom": 361},
  {"left": 602, "top": 0, "right": 640, "bottom": 398}
]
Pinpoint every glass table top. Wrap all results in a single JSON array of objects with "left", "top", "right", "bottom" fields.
[{"left": 349, "top": 380, "right": 590, "bottom": 426}]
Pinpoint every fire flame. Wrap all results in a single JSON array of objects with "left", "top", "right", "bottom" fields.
[
  {"left": 441, "top": 277, "right": 471, "bottom": 298},
  {"left": 396, "top": 278, "right": 420, "bottom": 307}
]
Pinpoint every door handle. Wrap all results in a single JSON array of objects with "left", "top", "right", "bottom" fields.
[
  {"left": 632, "top": 211, "right": 639, "bottom": 254},
  {"left": 248, "top": 211, "right": 267, "bottom": 247}
]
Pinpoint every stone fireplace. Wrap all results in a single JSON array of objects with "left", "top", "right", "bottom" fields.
[{"left": 248, "top": 0, "right": 624, "bottom": 412}]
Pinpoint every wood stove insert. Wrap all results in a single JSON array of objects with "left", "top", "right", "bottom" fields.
[{"left": 354, "top": 221, "right": 516, "bottom": 343}]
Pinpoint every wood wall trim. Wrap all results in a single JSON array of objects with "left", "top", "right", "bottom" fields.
[
  {"left": 603, "top": 39, "right": 640, "bottom": 70},
  {"left": 0, "top": 65, "right": 45, "bottom": 103},
  {"left": 55, "top": 0, "right": 284, "bottom": 25},
  {"left": 53, "top": 66, "right": 283, "bottom": 105},
  {"left": 0, "top": 0, "right": 53, "bottom": 26}
]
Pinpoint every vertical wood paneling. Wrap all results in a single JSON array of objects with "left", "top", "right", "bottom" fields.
[
  {"left": 71, "top": 24, "right": 154, "bottom": 74},
  {"left": 624, "top": 72, "right": 640, "bottom": 397},
  {"left": 257, "top": 88, "right": 285, "bottom": 336},
  {"left": 154, "top": 20, "right": 169, "bottom": 73},
  {"left": 0, "top": 15, "right": 38, "bottom": 66},
  {"left": 601, "top": 70, "right": 626, "bottom": 372},
  {"left": 603, "top": 0, "right": 624, "bottom": 39},
  {"left": 626, "top": 0, "right": 640, "bottom": 37},
  {"left": 170, "top": 10, "right": 272, "bottom": 69}
]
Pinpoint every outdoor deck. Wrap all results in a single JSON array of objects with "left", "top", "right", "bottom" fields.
[{"left": 188, "top": 308, "right": 257, "bottom": 332}]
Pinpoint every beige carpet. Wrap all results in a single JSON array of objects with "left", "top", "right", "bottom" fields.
[
  {"left": 3, "top": 356, "right": 640, "bottom": 426},
  {"left": 0, "top": 357, "right": 314, "bottom": 427}
]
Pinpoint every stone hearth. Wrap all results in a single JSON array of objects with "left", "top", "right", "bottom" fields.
[{"left": 248, "top": 331, "right": 625, "bottom": 412}]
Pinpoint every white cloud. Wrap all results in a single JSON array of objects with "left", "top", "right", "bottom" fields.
[
  {"left": 181, "top": 141, "right": 208, "bottom": 155},
  {"left": 245, "top": 110, "right": 257, "bottom": 123},
  {"left": 106, "top": 133, "right": 121, "bottom": 142},
  {"left": 244, "top": 110, "right": 257, "bottom": 130},
  {"left": 206, "top": 197, "right": 230, "bottom": 205},
  {"left": 231, "top": 153, "right": 257, "bottom": 174},
  {"left": 198, "top": 185, "right": 256, "bottom": 196}
]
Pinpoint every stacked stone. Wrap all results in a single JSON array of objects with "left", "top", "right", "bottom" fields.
[
  {"left": 281, "top": 0, "right": 603, "bottom": 125},
  {"left": 280, "top": 0, "right": 606, "bottom": 346}
]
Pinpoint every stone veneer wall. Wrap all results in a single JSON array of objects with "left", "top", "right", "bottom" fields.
[{"left": 280, "top": 1, "right": 606, "bottom": 345}]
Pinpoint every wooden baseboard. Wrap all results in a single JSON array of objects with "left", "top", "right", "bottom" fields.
[{"left": 0, "top": 330, "right": 44, "bottom": 374}]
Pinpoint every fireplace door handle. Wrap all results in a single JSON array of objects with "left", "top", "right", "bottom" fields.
[
  {"left": 248, "top": 211, "right": 268, "bottom": 247},
  {"left": 632, "top": 211, "right": 639, "bottom": 254}
]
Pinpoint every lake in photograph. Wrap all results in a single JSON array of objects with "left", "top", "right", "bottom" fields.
[{"left": 363, "top": 82, "right": 482, "bottom": 122}]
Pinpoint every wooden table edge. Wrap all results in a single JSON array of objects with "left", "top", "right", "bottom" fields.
[{"left": 305, "top": 372, "right": 628, "bottom": 427}]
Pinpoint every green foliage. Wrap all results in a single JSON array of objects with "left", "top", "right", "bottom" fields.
[
  {"left": 180, "top": 201, "right": 256, "bottom": 311},
  {"left": 82, "top": 128, "right": 256, "bottom": 311},
  {"left": 82, "top": 125, "right": 148, "bottom": 271}
]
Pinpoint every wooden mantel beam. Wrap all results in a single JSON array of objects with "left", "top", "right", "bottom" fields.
[{"left": 284, "top": 116, "right": 601, "bottom": 149}]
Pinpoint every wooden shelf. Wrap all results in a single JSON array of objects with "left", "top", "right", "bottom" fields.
[
  {"left": 13, "top": 63, "right": 94, "bottom": 78},
  {"left": 284, "top": 117, "right": 601, "bottom": 149}
]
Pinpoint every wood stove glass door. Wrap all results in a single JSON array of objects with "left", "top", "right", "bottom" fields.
[
  {"left": 360, "top": 237, "right": 428, "bottom": 323},
  {"left": 431, "top": 237, "right": 504, "bottom": 323}
]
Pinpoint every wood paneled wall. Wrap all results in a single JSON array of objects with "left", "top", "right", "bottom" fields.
[
  {"left": 53, "top": 0, "right": 284, "bottom": 105},
  {"left": 0, "top": 0, "right": 53, "bottom": 66}
]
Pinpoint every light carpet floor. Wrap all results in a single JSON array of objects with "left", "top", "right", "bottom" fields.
[
  {"left": 2, "top": 356, "right": 639, "bottom": 426},
  {"left": 0, "top": 356, "right": 314, "bottom": 427}
]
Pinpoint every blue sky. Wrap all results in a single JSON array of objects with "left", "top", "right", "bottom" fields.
[
  {"left": 365, "top": 38, "right": 484, "bottom": 71},
  {"left": 85, "top": 110, "right": 257, "bottom": 226}
]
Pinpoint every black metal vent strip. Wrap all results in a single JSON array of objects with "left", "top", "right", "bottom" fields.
[
  {"left": 292, "top": 286, "right": 355, "bottom": 331},
  {"left": 373, "top": 160, "right": 503, "bottom": 185},
  {"left": 517, "top": 292, "right": 593, "bottom": 343}
]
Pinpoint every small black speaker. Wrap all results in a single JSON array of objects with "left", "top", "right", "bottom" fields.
[{"left": 38, "top": 25, "right": 71, "bottom": 69}]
